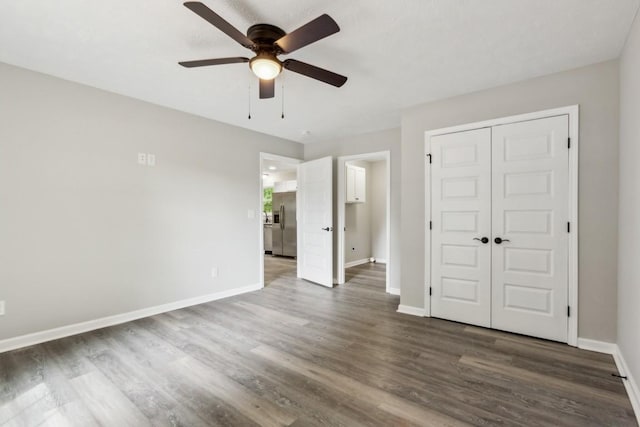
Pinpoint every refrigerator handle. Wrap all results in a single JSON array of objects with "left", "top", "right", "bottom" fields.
[{"left": 280, "top": 205, "right": 285, "bottom": 229}]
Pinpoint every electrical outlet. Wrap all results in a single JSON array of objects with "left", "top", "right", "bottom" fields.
[
  {"left": 211, "top": 267, "right": 218, "bottom": 278},
  {"left": 147, "top": 154, "right": 156, "bottom": 167},
  {"left": 137, "top": 153, "right": 147, "bottom": 165},
  {"left": 0, "top": 301, "right": 5, "bottom": 316}
]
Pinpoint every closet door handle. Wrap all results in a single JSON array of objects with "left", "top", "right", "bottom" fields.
[
  {"left": 473, "top": 237, "right": 489, "bottom": 244},
  {"left": 494, "top": 237, "right": 510, "bottom": 244}
]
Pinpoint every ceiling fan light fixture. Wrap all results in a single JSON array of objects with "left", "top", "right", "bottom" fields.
[
  {"left": 179, "top": 3, "right": 347, "bottom": 99},
  {"left": 250, "top": 54, "right": 282, "bottom": 80}
]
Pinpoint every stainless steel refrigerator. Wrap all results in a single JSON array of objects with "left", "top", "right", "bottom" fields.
[{"left": 272, "top": 191, "right": 297, "bottom": 257}]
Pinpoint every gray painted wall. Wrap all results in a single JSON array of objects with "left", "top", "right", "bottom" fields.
[
  {"left": 0, "top": 62, "right": 302, "bottom": 340},
  {"left": 0, "top": 57, "right": 626, "bottom": 348},
  {"left": 618, "top": 13, "right": 640, "bottom": 397},
  {"left": 370, "top": 161, "right": 387, "bottom": 261},
  {"left": 400, "top": 60, "right": 620, "bottom": 342},
  {"left": 304, "top": 129, "right": 400, "bottom": 291}
]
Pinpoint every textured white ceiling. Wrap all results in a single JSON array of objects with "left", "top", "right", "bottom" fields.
[{"left": 0, "top": 0, "right": 638, "bottom": 143}]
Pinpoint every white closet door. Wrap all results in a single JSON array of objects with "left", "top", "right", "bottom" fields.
[
  {"left": 430, "top": 128, "right": 492, "bottom": 327},
  {"left": 491, "top": 115, "right": 569, "bottom": 342}
]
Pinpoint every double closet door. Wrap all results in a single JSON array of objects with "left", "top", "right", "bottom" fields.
[{"left": 430, "top": 115, "right": 569, "bottom": 342}]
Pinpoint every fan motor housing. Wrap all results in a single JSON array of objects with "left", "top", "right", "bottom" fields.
[{"left": 247, "top": 24, "right": 286, "bottom": 52}]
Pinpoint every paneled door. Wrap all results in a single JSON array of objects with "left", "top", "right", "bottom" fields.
[
  {"left": 430, "top": 128, "right": 492, "bottom": 327},
  {"left": 491, "top": 116, "right": 569, "bottom": 342},
  {"left": 297, "top": 156, "right": 333, "bottom": 287},
  {"left": 429, "top": 115, "right": 571, "bottom": 342}
]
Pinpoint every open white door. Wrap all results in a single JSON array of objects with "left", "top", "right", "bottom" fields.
[{"left": 298, "top": 156, "right": 333, "bottom": 287}]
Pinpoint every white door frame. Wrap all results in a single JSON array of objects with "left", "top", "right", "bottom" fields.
[
  {"left": 337, "top": 151, "right": 392, "bottom": 293},
  {"left": 258, "top": 152, "right": 302, "bottom": 288},
  {"left": 424, "top": 105, "right": 579, "bottom": 346}
]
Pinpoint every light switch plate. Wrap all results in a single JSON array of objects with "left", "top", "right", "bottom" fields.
[
  {"left": 247, "top": 209, "right": 255, "bottom": 219},
  {"left": 137, "top": 153, "right": 147, "bottom": 165},
  {"left": 0, "top": 301, "right": 5, "bottom": 316},
  {"left": 147, "top": 154, "right": 156, "bottom": 167},
  {"left": 211, "top": 267, "right": 218, "bottom": 278}
]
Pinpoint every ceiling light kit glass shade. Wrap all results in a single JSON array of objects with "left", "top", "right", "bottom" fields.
[{"left": 250, "top": 54, "right": 282, "bottom": 80}]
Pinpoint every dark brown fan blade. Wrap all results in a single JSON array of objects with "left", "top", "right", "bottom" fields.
[
  {"left": 179, "top": 57, "right": 249, "bottom": 68},
  {"left": 283, "top": 59, "right": 347, "bottom": 87},
  {"left": 183, "top": 2, "right": 255, "bottom": 49},
  {"left": 259, "top": 79, "right": 275, "bottom": 99},
  {"left": 275, "top": 14, "right": 339, "bottom": 54}
]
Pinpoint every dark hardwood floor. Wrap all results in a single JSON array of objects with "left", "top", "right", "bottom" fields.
[{"left": 0, "top": 256, "right": 636, "bottom": 426}]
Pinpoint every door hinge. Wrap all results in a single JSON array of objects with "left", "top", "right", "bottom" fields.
[
  {"left": 568, "top": 137, "right": 571, "bottom": 149},
  {"left": 429, "top": 287, "right": 432, "bottom": 296},
  {"left": 426, "top": 153, "right": 432, "bottom": 164},
  {"left": 429, "top": 221, "right": 432, "bottom": 230},
  {"left": 567, "top": 306, "right": 571, "bottom": 317},
  {"left": 567, "top": 222, "right": 570, "bottom": 233}
]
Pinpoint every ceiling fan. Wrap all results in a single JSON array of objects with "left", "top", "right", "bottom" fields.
[{"left": 179, "top": 2, "right": 347, "bottom": 99}]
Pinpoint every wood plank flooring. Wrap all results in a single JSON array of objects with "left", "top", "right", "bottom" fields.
[{"left": 0, "top": 256, "right": 636, "bottom": 426}]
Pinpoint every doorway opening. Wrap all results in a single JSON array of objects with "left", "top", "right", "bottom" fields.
[
  {"left": 259, "top": 153, "right": 302, "bottom": 288},
  {"left": 337, "top": 151, "right": 392, "bottom": 293}
]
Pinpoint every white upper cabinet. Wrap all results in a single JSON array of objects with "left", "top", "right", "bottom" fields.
[
  {"left": 346, "top": 164, "right": 366, "bottom": 203},
  {"left": 274, "top": 180, "right": 297, "bottom": 193}
]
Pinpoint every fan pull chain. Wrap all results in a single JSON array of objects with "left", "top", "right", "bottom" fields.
[
  {"left": 247, "top": 84, "right": 252, "bottom": 120},
  {"left": 281, "top": 84, "right": 285, "bottom": 119},
  {"left": 281, "top": 72, "right": 285, "bottom": 119}
]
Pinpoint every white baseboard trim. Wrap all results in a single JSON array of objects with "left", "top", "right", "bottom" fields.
[
  {"left": 374, "top": 258, "right": 387, "bottom": 264},
  {"left": 387, "top": 287, "right": 400, "bottom": 296},
  {"left": 345, "top": 258, "right": 371, "bottom": 268},
  {"left": 613, "top": 345, "right": 640, "bottom": 424},
  {"left": 0, "top": 283, "right": 262, "bottom": 354},
  {"left": 397, "top": 305, "right": 426, "bottom": 317},
  {"left": 577, "top": 338, "right": 639, "bottom": 424},
  {"left": 577, "top": 338, "right": 617, "bottom": 354}
]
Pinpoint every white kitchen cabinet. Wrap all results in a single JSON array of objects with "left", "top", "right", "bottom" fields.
[
  {"left": 274, "top": 180, "right": 297, "bottom": 193},
  {"left": 346, "top": 164, "right": 366, "bottom": 203}
]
